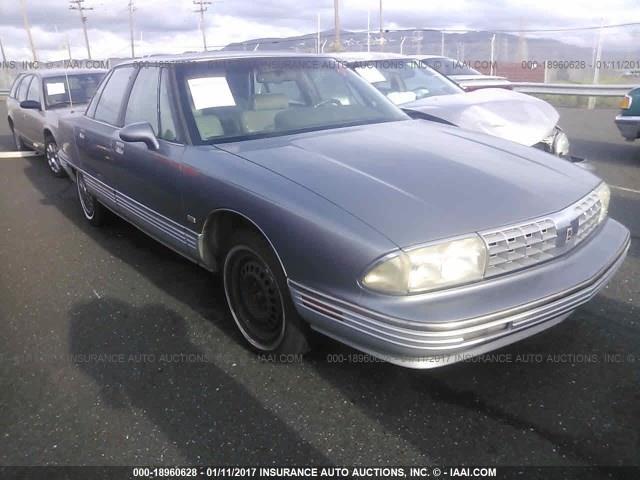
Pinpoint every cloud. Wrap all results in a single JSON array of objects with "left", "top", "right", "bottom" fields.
[{"left": 0, "top": 0, "right": 638, "bottom": 60}]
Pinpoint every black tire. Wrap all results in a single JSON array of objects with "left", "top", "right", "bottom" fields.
[
  {"left": 45, "top": 136, "right": 66, "bottom": 178},
  {"left": 10, "top": 122, "right": 25, "bottom": 151},
  {"left": 223, "top": 229, "right": 310, "bottom": 356},
  {"left": 76, "top": 171, "right": 107, "bottom": 226}
]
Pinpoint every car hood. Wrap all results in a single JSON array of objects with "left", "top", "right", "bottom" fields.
[
  {"left": 217, "top": 120, "right": 600, "bottom": 248},
  {"left": 403, "top": 89, "right": 559, "bottom": 146}
]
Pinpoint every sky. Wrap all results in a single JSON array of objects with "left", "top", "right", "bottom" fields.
[{"left": 1, "top": 0, "right": 639, "bottom": 61}]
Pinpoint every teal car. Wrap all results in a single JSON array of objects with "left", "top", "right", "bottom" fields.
[{"left": 615, "top": 88, "right": 640, "bottom": 141}]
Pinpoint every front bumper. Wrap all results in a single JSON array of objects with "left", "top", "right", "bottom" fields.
[
  {"left": 615, "top": 115, "right": 640, "bottom": 141},
  {"left": 290, "top": 219, "right": 630, "bottom": 368}
]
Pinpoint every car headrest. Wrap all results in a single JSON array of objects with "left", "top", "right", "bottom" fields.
[{"left": 253, "top": 94, "right": 289, "bottom": 111}]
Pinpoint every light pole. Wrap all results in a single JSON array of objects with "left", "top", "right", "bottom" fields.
[
  {"left": 379, "top": 0, "right": 384, "bottom": 51},
  {"left": 21, "top": 0, "right": 38, "bottom": 62},
  {"left": 333, "top": 0, "right": 341, "bottom": 51},
  {"left": 128, "top": 0, "right": 136, "bottom": 58},
  {"left": 69, "top": 0, "right": 93, "bottom": 60}
]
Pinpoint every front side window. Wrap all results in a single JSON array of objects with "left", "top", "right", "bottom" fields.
[
  {"left": 44, "top": 73, "right": 104, "bottom": 109},
  {"left": 17, "top": 75, "right": 32, "bottom": 102},
  {"left": 26, "top": 76, "right": 40, "bottom": 102},
  {"left": 176, "top": 58, "right": 407, "bottom": 143},
  {"left": 94, "top": 67, "right": 136, "bottom": 125},
  {"left": 124, "top": 67, "right": 160, "bottom": 133},
  {"left": 353, "top": 60, "right": 463, "bottom": 105}
]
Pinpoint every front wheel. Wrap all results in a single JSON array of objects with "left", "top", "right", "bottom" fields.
[
  {"left": 76, "top": 171, "right": 106, "bottom": 226},
  {"left": 223, "top": 229, "right": 310, "bottom": 356},
  {"left": 45, "top": 137, "right": 66, "bottom": 177}
]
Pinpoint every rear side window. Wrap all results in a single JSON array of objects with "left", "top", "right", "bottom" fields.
[
  {"left": 94, "top": 67, "right": 135, "bottom": 126},
  {"left": 86, "top": 70, "right": 112, "bottom": 117},
  {"left": 124, "top": 67, "right": 160, "bottom": 133},
  {"left": 17, "top": 75, "right": 32, "bottom": 102},
  {"left": 10, "top": 75, "right": 24, "bottom": 98}
]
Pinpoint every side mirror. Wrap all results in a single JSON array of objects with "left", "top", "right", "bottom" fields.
[
  {"left": 20, "top": 100, "right": 41, "bottom": 110},
  {"left": 119, "top": 122, "right": 160, "bottom": 151}
]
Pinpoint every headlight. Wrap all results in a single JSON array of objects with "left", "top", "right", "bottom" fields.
[
  {"left": 595, "top": 182, "right": 610, "bottom": 223},
  {"left": 362, "top": 236, "right": 488, "bottom": 295},
  {"left": 619, "top": 94, "right": 632, "bottom": 110},
  {"left": 553, "top": 130, "right": 570, "bottom": 156}
]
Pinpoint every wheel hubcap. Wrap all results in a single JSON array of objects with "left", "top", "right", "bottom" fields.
[
  {"left": 226, "top": 248, "right": 285, "bottom": 350},
  {"left": 77, "top": 174, "right": 95, "bottom": 218},
  {"left": 46, "top": 143, "right": 61, "bottom": 173}
]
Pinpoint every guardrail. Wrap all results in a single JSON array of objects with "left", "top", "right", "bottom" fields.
[
  {"left": 0, "top": 89, "right": 9, "bottom": 97},
  {"left": 512, "top": 83, "right": 635, "bottom": 96}
]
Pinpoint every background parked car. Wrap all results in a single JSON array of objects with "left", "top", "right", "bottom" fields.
[
  {"left": 416, "top": 55, "right": 513, "bottom": 91},
  {"left": 337, "top": 52, "right": 573, "bottom": 159},
  {"left": 615, "top": 88, "right": 640, "bottom": 142},
  {"left": 6, "top": 69, "right": 106, "bottom": 176}
]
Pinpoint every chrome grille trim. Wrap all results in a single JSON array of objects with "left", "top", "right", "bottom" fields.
[{"left": 480, "top": 189, "right": 603, "bottom": 277}]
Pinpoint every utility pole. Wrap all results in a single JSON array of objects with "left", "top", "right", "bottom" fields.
[
  {"left": 193, "top": 0, "right": 212, "bottom": 52},
  {"left": 379, "top": 0, "right": 384, "bottom": 51},
  {"left": 69, "top": 0, "right": 93, "bottom": 60},
  {"left": 66, "top": 34, "right": 72, "bottom": 61},
  {"left": 440, "top": 31, "right": 445, "bottom": 55},
  {"left": 21, "top": 0, "right": 38, "bottom": 62},
  {"left": 333, "top": 0, "right": 341, "bottom": 51},
  {"left": 128, "top": 0, "right": 136, "bottom": 58}
]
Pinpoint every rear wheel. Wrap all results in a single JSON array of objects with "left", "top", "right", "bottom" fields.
[
  {"left": 76, "top": 171, "right": 106, "bottom": 226},
  {"left": 45, "top": 137, "right": 66, "bottom": 177},
  {"left": 223, "top": 229, "right": 310, "bottom": 356}
]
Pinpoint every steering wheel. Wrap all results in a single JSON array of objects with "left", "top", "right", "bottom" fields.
[{"left": 313, "top": 98, "right": 342, "bottom": 108}]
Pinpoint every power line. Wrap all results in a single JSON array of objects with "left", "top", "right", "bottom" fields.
[{"left": 69, "top": 0, "right": 94, "bottom": 60}]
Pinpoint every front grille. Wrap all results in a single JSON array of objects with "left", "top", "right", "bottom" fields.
[
  {"left": 575, "top": 191, "right": 602, "bottom": 243},
  {"left": 480, "top": 191, "right": 603, "bottom": 278}
]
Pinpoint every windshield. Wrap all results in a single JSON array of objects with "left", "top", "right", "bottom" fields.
[
  {"left": 421, "top": 57, "right": 480, "bottom": 76},
  {"left": 351, "top": 60, "right": 463, "bottom": 105},
  {"left": 176, "top": 58, "right": 408, "bottom": 144},
  {"left": 43, "top": 73, "right": 105, "bottom": 109}
]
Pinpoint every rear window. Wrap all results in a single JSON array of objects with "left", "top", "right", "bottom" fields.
[{"left": 43, "top": 73, "right": 105, "bottom": 109}]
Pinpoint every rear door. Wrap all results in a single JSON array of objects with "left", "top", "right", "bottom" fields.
[
  {"left": 114, "top": 66, "right": 192, "bottom": 255},
  {"left": 76, "top": 65, "right": 136, "bottom": 211}
]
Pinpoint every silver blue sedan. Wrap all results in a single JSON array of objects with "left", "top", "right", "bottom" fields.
[{"left": 57, "top": 52, "right": 630, "bottom": 368}]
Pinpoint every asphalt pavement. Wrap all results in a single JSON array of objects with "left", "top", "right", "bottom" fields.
[{"left": 0, "top": 98, "right": 638, "bottom": 471}]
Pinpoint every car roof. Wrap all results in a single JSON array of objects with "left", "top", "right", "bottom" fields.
[
  {"left": 332, "top": 52, "right": 413, "bottom": 63},
  {"left": 116, "top": 50, "right": 335, "bottom": 67},
  {"left": 19, "top": 68, "right": 107, "bottom": 79}
]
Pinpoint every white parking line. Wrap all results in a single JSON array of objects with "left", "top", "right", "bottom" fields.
[
  {"left": 0, "top": 151, "right": 40, "bottom": 159},
  {"left": 611, "top": 185, "right": 640, "bottom": 195}
]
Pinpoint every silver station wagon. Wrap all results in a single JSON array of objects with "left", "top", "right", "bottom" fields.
[
  {"left": 57, "top": 52, "right": 630, "bottom": 368},
  {"left": 6, "top": 69, "right": 106, "bottom": 176}
]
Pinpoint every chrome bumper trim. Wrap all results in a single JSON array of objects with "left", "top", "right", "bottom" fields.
[{"left": 289, "top": 235, "right": 629, "bottom": 367}]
